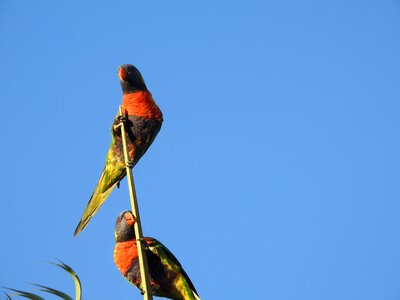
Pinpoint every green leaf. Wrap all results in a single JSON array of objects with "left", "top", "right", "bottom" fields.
[
  {"left": 32, "top": 284, "right": 73, "bottom": 300},
  {"left": 2, "top": 288, "right": 45, "bottom": 300},
  {"left": 2, "top": 260, "right": 82, "bottom": 300},
  {"left": 48, "top": 260, "right": 82, "bottom": 300}
]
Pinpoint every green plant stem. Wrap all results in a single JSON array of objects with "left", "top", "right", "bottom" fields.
[{"left": 119, "top": 106, "right": 153, "bottom": 300}]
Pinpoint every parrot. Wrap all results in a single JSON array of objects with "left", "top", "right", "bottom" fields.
[
  {"left": 74, "top": 64, "right": 163, "bottom": 236},
  {"left": 114, "top": 211, "right": 200, "bottom": 300}
]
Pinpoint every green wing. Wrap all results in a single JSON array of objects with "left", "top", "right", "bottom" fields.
[{"left": 147, "top": 238, "right": 200, "bottom": 299}]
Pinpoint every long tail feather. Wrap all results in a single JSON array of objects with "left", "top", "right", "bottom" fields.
[
  {"left": 193, "top": 291, "right": 201, "bottom": 300},
  {"left": 74, "top": 166, "right": 124, "bottom": 236}
]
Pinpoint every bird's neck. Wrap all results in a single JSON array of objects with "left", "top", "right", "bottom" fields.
[{"left": 121, "top": 91, "right": 162, "bottom": 120}]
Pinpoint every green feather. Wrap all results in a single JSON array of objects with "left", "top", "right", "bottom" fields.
[{"left": 148, "top": 239, "right": 200, "bottom": 300}]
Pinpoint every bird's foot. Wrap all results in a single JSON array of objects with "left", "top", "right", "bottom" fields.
[
  {"left": 125, "top": 159, "right": 134, "bottom": 168},
  {"left": 117, "top": 114, "right": 127, "bottom": 124},
  {"left": 112, "top": 123, "right": 122, "bottom": 131},
  {"left": 150, "top": 282, "right": 160, "bottom": 292},
  {"left": 113, "top": 115, "right": 127, "bottom": 131},
  {"left": 140, "top": 290, "right": 155, "bottom": 296}
]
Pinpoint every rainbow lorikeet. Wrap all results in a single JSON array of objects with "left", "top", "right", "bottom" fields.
[
  {"left": 74, "top": 64, "right": 163, "bottom": 236},
  {"left": 114, "top": 211, "right": 200, "bottom": 300}
]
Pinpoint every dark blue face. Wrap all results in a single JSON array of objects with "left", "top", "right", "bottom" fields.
[
  {"left": 118, "top": 64, "right": 147, "bottom": 93},
  {"left": 114, "top": 210, "right": 135, "bottom": 242}
]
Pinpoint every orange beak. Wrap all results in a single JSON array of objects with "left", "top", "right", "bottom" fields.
[
  {"left": 124, "top": 213, "right": 136, "bottom": 227},
  {"left": 118, "top": 67, "right": 127, "bottom": 81}
]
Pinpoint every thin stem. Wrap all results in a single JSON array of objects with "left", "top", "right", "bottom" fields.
[{"left": 119, "top": 106, "right": 153, "bottom": 300}]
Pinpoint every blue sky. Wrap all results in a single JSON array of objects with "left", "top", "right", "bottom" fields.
[{"left": 1, "top": 1, "right": 400, "bottom": 299}]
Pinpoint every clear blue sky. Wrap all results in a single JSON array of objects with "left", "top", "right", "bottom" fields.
[{"left": 1, "top": 1, "right": 400, "bottom": 299}]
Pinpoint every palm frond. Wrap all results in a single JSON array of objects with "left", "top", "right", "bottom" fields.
[
  {"left": 2, "top": 260, "right": 82, "bottom": 300},
  {"left": 48, "top": 260, "right": 82, "bottom": 300},
  {"left": 2, "top": 288, "right": 45, "bottom": 300},
  {"left": 32, "top": 284, "right": 73, "bottom": 300}
]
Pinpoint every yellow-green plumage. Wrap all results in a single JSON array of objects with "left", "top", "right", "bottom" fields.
[
  {"left": 148, "top": 240, "right": 201, "bottom": 300},
  {"left": 74, "top": 125, "right": 125, "bottom": 236},
  {"left": 74, "top": 64, "right": 163, "bottom": 236},
  {"left": 74, "top": 109, "right": 162, "bottom": 236}
]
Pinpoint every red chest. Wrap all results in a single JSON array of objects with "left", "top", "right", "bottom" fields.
[
  {"left": 114, "top": 241, "right": 138, "bottom": 275},
  {"left": 121, "top": 91, "right": 162, "bottom": 120}
]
